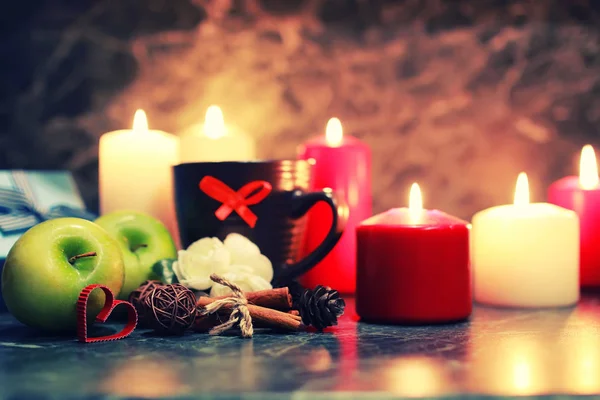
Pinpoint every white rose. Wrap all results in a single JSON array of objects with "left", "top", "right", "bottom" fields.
[
  {"left": 209, "top": 271, "right": 272, "bottom": 297},
  {"left": 172, "top": 237, "right": 230, "bottom": 290},
  {"left": 224, "top": 233, "right": 273, "bottom": 282},
  {"left": 213, "top": 263, "right": 254, "bottom": 277}
]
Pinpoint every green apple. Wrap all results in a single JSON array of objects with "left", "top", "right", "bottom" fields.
[
  {"left": 2, "top": 218, "right": 124, "bottom": 332},
  {"left": 95, "top": 210, "right": 177, "bottom": 300}
]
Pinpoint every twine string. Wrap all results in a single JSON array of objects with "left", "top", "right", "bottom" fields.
[{"left": 199, "top": 274, "right": 254, "bottom": 338}]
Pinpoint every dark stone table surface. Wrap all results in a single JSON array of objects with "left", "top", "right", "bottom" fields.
[{"left": 1, "top": 295, "right": 600, "bottom": 399}]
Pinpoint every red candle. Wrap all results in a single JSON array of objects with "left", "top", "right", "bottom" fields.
[
  {"left": 298, "top": 118, "right": 371, "bottom": 293},
  {"left": 548, "top": 145, "right": 600, "bottom": 287},
  {"left": 356, "top": 183, "right": 471, "bottom": 323}
]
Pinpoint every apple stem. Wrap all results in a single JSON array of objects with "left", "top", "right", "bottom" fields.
[
  {"left": 69, "top": 252, "right": 97, "bottom": 264},
  {"left": 131, "top": 244, "right": 148, "bottom": 252}
]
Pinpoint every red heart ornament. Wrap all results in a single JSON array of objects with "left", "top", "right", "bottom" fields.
[{"left": 76, "top": 284, "right": 138, "bottom": 343}]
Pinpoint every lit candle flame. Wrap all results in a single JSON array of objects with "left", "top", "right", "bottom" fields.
[
  {"left": 204, "top": 105, "right": 226, "bottom": 139},
  {"left": 514, "top": 172, "right": 530, "bottom": 206},
  {"left": 579, "top": 145, "right": 599, "bottom": 189},
  {"left": 409, "top": 182, "right": 423, "bottom": 221},
  {"left": 325, "top": 118, "right": 343, "bottom": 147},
  {"left": 132, "top": 109, "right": 148, "bottom": 133}
]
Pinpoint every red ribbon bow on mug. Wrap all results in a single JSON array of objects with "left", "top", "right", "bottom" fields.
[{"left": 199, "top": 176, "right": 272, "bottom": 228}]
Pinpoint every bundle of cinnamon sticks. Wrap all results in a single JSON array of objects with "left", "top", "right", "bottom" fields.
[{"left": 194, "top": 287, "right": 303, "bottom": 332}]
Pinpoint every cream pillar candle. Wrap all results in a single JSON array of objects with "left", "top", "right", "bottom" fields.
[
  {"left": 471, "top": 172, "right": 580, "bottom": 308},
  {"left": 99, "top": 109, "right": 179, "bottom": 240},
  {"left": 179, "top": 105, "right": 256, "bottom": 163}
]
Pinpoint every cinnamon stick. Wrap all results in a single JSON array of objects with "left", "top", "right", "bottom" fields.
[
  {"left": 198, "top": 288, "right": 292, "bottom": 311},
  {"left": 193, "top": 303, "right": 302, "bottom": 332},
  {"left": 193, "top": 313, "right": 301, "bottom": 331}
]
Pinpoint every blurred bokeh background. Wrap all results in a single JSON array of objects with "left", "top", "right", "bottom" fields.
[{"left": 1, "top": 0, "right": 599, "bottom": 219}]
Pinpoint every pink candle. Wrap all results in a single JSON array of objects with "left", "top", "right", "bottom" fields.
[
  {"left": 548, "top": 145, "right": 600, "bottom": 287},
  {"left": 297, "top": 118, "right": 371, "bottom": 293}
]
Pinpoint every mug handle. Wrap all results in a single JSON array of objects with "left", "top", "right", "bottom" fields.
[{"left": 272, "top": 189, "right": 348, "bottom": 286}]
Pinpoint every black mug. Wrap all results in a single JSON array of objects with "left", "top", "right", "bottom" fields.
[{"left": 173, "top": 160, "right": 347, "bottom": 285}]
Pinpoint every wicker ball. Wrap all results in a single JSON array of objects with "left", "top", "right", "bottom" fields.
[
  {"left": 128, "top": 280, "right": 164, "bottom": 327},
  {"left": 144, "top": 284, "right": 197, "bottom": 335}
]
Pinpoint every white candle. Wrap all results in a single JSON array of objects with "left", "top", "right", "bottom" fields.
[
  {"left": 99, "top": 110, "right": 178, "bottom": 239},
  {"left": 471, "top": 172, "right": 580, "bottom": 308},
  {"left": 178, "top": 105, "right": 256, "bottom": 163}
]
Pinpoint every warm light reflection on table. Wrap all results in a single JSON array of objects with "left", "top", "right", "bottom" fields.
[
  {"left": 315, "top": 298, "right": 600, "bottom": 396},
  {"left": 99, "top": 355, "right": 187, "bottom": 397},
  {"left": 468, "top": 328, "right": 549, "bottom": 395},
  {"left": 378, "top": 356, "right": 453, "bottom": 397},
  {"left": 561, "top": 302, "right": 600, "bottom": 394},
  {"left": 466, "top": 302, "right": 600, "bottom": 396},
  {"left": 3, "top": 297, "right": 600, "bottom": 397},
  {"left": 336, "top": 298, "right": 600, "bottom": 396}
]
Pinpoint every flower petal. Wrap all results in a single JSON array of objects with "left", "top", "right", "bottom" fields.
[
  {"left": 213, "top": 263, "right": 252, "bottom": 277},
  {"left": 209, "top": 272, "right": 272, "bottom": 297},
  {"left": 244, "top": 254, "right": 273, "bottom": 283},
  {"left": 172, "top": 260, "right": 184, "bottom": 283},
  {"left": 179, "top": 277, "right": 213, "bottom": 291},
  {"left": 209, "top": 272, "right": 249, "bottom": 297},
  {"left": 224, "top": 233, "right": 260, "bottom": 264},
  {"left": 178, "top": 250, "right": 196, "bottom": 277},
  {"left": 187, "top": 237, "right": 231, "bottom": 267},
  {"left": 187, "top": 237, "right": 221, "bottom": 254},
  {"left": 243, "top": 274, "right": 272, "bottom": 292},
  {"left": 174, "top": 249, "right": 214, "bottom": 290}
]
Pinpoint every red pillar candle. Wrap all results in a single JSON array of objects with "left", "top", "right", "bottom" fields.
[
  {"left": 356, "top": 183, "right": 471, "bottom": 323},
  {"left": 298, "top": 118, "right": 371, "bottom": 293},
  {"left": 548, "top": 145, "right": 600, "bottom": 287}
]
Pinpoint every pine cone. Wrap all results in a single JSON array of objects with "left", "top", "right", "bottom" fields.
[
  {"left": 286, "top": 280, "right": 306, "bottom": 308},
  {"left": 298, "top": 285, "right": 346, "bottom": 330}
]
